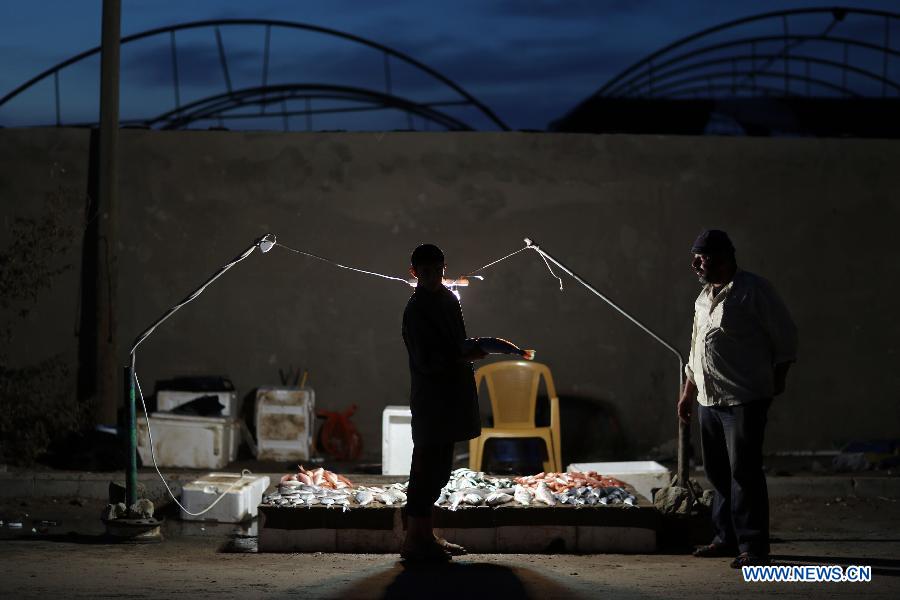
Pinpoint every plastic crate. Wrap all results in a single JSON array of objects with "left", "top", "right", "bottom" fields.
[
  {"left": 382, "top": 405, "right": 413, "bottom": 476},
  {"left": 137, "top": 413, "right": 239, "bottom": 469},
  {"left": 180, "top": 472, "right": 270, "bottom": 523},
  {"left": 255, "top": 387, "right": 315, "bottom": 461}
]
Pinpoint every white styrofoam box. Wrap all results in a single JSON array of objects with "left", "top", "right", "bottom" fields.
[
  {"left": 180, "top": 472, "right": 270, "bottom": 523},
  {"left": 382, "top": 406, "right": 413, "bottom": 476},
  {"left": 137, "top": 413, "right": 240, "bottom": 469},
  {"left": 157, "top": 389, "right": 239, "bottom": 417},
  {"left": 255, "top": 387, "right": 315, "bottom": 461},
  {"left": 567, "top": 461, "right": 671, "bottom": 501}
]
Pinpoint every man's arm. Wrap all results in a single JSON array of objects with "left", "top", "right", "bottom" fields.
[
  {"left": 678, "top": 308, "right": 699, "bottom": 423},
  {"left": 677, "top": 378, "right": 697, "bottom": 423}
]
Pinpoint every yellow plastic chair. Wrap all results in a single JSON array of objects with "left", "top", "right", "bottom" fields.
[{"left": 469, "top": 360, "right": 562, "bottom": 473}]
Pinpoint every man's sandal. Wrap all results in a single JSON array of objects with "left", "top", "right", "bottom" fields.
[
  {"left": 693, "top": 543, "right": 737, "bottom": 558},
  {"left": 730, "top": 552, "right": 770, "bottom": 568}
]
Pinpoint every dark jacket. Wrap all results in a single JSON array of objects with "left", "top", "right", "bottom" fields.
[{"left": 402, "top": 286, "right": 481, "bottom": 444}]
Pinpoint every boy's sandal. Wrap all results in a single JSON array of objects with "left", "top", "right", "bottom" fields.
[
  {"left": 693, "top": 543, "right": 737, "bottom": 557},
  {"left": 400, "top": 541, "right": 452, "bottom": 563},
  {"left": 435, "top": 537, "right": 467, "bottom": 556}
]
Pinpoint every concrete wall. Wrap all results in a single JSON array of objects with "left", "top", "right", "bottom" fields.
[{"left": 1, "top": 128, "right": 898, "bottom": 462}]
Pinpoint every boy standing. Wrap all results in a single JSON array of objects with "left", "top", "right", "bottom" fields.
[{"left": 401, "top": 243, "right": 486, "bottom": 561}]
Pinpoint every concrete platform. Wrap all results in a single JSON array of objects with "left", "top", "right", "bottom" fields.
[{"left": 258, "top": 502, "right": 660, "bottom": 554}]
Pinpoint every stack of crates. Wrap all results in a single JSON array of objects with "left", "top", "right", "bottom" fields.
[
  {"left": 137, "top": 377, "right": 241, "bottom": 470},
  {"left": 254, "top": 387, "right": 315, "bottom": 461}
]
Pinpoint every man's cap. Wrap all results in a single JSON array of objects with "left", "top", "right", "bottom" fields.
[
  {"left": 410, "top": 243, "right": 445, "bottom": 267},
  {"left": 691, "top": 229, "right": 735, "bottom": 254}
]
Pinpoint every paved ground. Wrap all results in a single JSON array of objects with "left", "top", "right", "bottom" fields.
[{"left": 1, "top": 493, "right": 898, "bottom": 599}]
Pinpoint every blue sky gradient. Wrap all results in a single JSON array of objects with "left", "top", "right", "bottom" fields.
[{"left": 1, "top": 1, "right": 896, "bottom": 129}]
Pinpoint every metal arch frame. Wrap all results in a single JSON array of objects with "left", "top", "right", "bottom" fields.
[
  {"left": 138, "top": 84, "right": 475, "bottom": 131},
  {"left": 642, "top": 66, "right": 863, "bottom": 100},
  {"left": 595, "top": 7, "right": 899, "bottom": 99},
  {"left": 614, "top": 37, "right": 900, "bottom": 99},
  {"left": 666, "top": 83, "right": 826, "bottom": 100},
  {"left": 0, "top": 18, "right": 509, "bottom": 131}
]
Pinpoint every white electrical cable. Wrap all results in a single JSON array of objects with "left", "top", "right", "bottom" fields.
[
  {"left": 131, "top": 243, "right": 257, "bottom": 355},
  {"left": 465, "top": 243, "right": 564, "bottom": 290},
  {"left": 464, "top": 246, "right": 528, "bottom": 277},
  {"left": 533, "top": 248, "right": 564, "bottom": 291},
  {"left": 274, "top": 242, "right": 411, "bottom": 286},
  {"left": 129, "top": 234, "right": 551, "bottom": 518},
  {"left": 133, "top": 366, "right": 252, "bottom": 517}
]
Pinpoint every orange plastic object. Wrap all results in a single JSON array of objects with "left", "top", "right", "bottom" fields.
[{"left": 316, "top": 405, "right": 363, "bottom": 461}]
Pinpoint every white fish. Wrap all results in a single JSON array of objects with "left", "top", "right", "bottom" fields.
[
  {"left": 624, "top": 496, "right": 636, "bottom": 507},
  {"left": 463, "top": 493, "right": 483, "bottom": 506},
  {"left": 355, "top": 490, "right": 374, "bottom": 506},
  {"left": 449, "top": 491, "right": 465, "bottom": 511},
  {"left": 598, "top": 496, "right": 609, "bottom": 505},
  {"left": 485, "top": 492, "right": 513, "bottom": 506},
  {"left": 434, "top": 491, "right": 448, "bottom": 507},
  {"left": 378, "top": 492, "right": 394, "bottom": 506},
  {"left": 513, "top": 485, "right": 533, "bottom": 506},
  {"left": 388, "top": 489, "right": 407, "bottom": 503},
  {"left": 535, "top": 482, "right": 557, "bottom": 506}
]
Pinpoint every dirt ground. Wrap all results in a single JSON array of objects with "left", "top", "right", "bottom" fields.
[{"left": 1, "top": 494, "right": 898, "bottom": 599}]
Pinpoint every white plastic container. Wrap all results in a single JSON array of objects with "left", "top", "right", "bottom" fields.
[
  {"left": 137, "top": 413, "right": 240, "bottom": 469},
  {"left": 157, "top": 389, "right": 240, "bottom": 417},
  {"left": 566, "top": 461, "right": 671, "bottom": 501},
  {"left": 382, "top": 405, "right": 413, "bottom": 476},
  {"left": 255, "top": 387, "right": 315, "bottom": 461},
  {"left": 179, "top": 472, "right": 271, "bottom": 523}
]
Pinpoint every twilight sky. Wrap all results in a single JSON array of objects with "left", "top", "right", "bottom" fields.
[{"left": 0, "top": 0, "right": 896, "bottom": 130}]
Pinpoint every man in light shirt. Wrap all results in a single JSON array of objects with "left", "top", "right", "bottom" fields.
[{"left": 677, "top": 229, "right": 798, "bottom": 569}]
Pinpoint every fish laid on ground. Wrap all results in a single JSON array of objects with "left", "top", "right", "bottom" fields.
[
  {"left": 463, "top": 493, "right": 484, "bottom": 506},
  {"left": 513, "top": 485, "right": 533, "bottom": 506},
  {"left": 449, "top": 491, "right": 465, "bottom": 511},
  {"left": 388, "top": 489, "right": 407, "bottom": 503},
  {"left": 355, "top": 490, "right": 374, "bottom": 506},
  {"left": 534, "top": 482, "right": 557, "bottom": 506},
  {"left": 378, "top": 492, "right": 395, "bottom": 506},
  {"left": 485, "top": 492, "right": 513, "bottom": 506},
  {"left": 515, "top": 470, "right": 625, "bottom": 493}
]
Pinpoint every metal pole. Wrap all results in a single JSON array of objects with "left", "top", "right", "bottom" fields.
[
  {"left": 524, "top": 239, "right": 691, "bottom": 487},
  {"left": 124, "top": 236, "right": 269, "bottom": 506},
  {"left": 95, "top": 0, "right": 121, "bottom": 425},
  {"left": 124, "top": 361, "right": 137, "bottom": 507}
]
